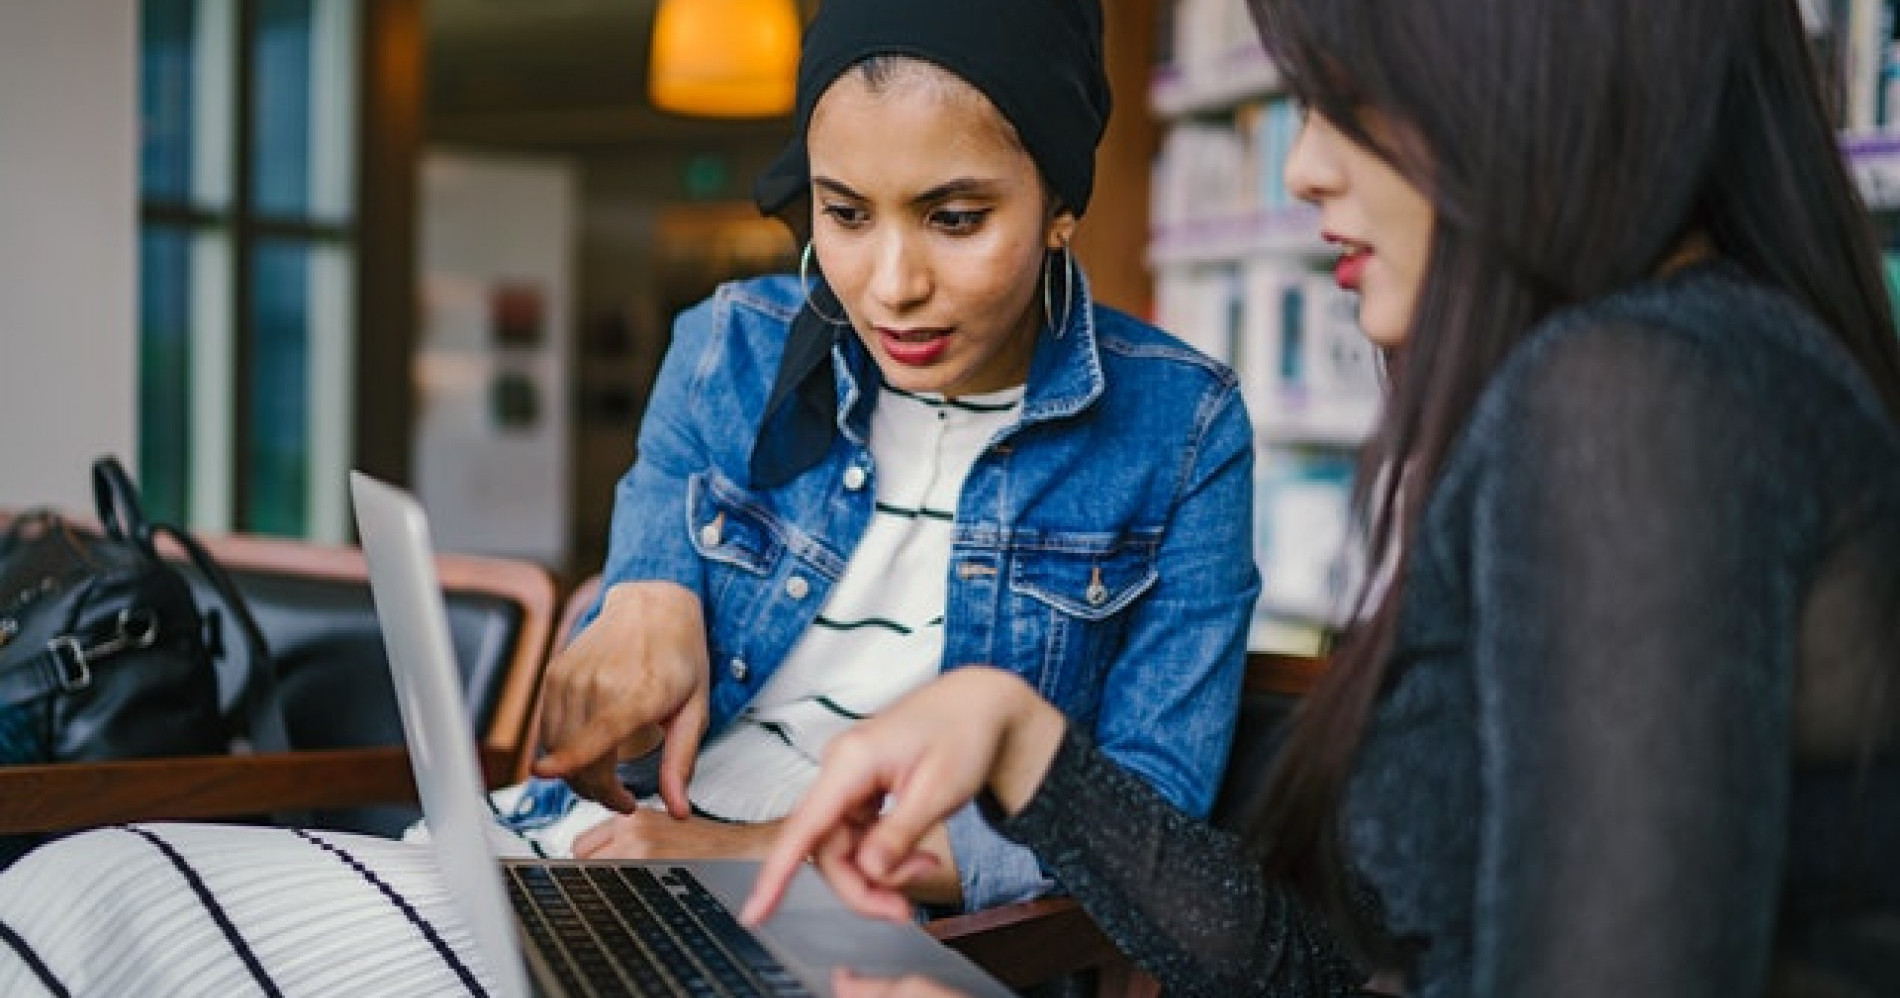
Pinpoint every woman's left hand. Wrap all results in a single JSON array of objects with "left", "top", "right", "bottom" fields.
[
  {"left": 742, "top": 667, "right": 1066, "bottom": 925},
  {"left": 571, "top": 810, "right": 778, "bottom": 859}
]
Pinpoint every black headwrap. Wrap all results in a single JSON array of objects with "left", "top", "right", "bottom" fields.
[
  {"left": 747, "top": 0, "right": 1110, "bottom": 490},
  {"left": 754, "top": 0, "right": 1111, "bottom": 223}
]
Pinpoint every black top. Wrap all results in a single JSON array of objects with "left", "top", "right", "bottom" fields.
[{"left": 992, "top": 262, "right": 1900, "bottom": 998}]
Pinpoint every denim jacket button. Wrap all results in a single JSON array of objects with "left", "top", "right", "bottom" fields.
[
  {"left": 784, "top": 575, "right": 810, "bottom": 600},
  {"left": 698, "top": 520, "right": 722, "bottom": 548},
  {"left": 1085, "top": 581, "right": 1110, "bottom": 606},
  {"left": 728, "top": 657, "right": 749, "bottom": 681},
  {"left": 842, "top": 466, "right": 868, "bottom": 491}
]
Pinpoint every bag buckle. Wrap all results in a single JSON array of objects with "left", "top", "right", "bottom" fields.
[
  {"left": 46, "top": 608, "right": 160, "bottom": 693},
  {"left": 46, "top": 637, "right": 92, "bottom": 692}
]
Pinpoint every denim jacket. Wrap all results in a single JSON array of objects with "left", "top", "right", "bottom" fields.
[{"left": 590, "top": 272, "right": 1259, "bottom": 910}]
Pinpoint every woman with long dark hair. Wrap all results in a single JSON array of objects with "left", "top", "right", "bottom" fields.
[{"left": 747, "top": 0, "right": 1900, "bottom": 994}]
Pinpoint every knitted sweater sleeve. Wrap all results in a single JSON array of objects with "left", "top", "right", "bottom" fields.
[{"left": 987, "top": 725, "right": 1364, "bottom": 997}]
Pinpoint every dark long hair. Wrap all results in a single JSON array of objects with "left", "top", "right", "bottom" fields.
[{"left": 1241, "top": 0, "right": 1900, "bottom": 961}]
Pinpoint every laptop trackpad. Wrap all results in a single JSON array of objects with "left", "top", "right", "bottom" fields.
[
  {"left": 770, "top": 911, "right": 1013, "bottom": 996},
  {"left": 688, "top": 861, "right": 1017, "bottom": 998}
]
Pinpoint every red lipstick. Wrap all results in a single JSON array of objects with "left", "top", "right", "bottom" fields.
[
  {"left": 1323, "top": 232, "right": 1370, "bottom": 292},
  {"left": 877, "top": 326, "right": 951, "bottom": 367},
  {"left": 1333, "top": 250, "right": 1368, "bottom": 291}
]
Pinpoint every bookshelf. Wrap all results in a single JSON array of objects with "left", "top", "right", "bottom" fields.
[
  {"left": 1147, "top": 44, "right": 1281, "bottom": 119},
  {"left": 1812, "top": 1, "right": 1900, "bottom": 331},
  {"left": 1148, "top": 205, "right": 1325, "bottom": 267},
  {"left": 1148, "top": 1, "right": 1374, "bottom": 657},
  {"left": 1846, "top": 131, "right": 1900, "bottom": 210},
  {"left": 1149, "top": 0, "right": 1900, "bottom": 657}
]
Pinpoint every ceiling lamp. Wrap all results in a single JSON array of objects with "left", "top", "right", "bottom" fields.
[{"left": 649, "top": 0, "right": 801, "bottom": 118}]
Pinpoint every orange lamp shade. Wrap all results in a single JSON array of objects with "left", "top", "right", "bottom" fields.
[{"left": 649, "top": 0, "right": 801, "bottom": 118}]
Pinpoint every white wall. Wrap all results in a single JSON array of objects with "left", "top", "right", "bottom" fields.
[
  {"left": 0, "top": 2, "right": 137, "bottom": 514},
  {"left": 416, "top": 152, "right": 575, "bottom": 566}
]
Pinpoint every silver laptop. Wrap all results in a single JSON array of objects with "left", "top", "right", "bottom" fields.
[{"left": 348, "top": 471, "right": 1017, "bottom": 998}]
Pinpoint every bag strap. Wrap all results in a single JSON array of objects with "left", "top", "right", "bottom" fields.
[
  {"left": 150, "top": 528, "right": 310, "bottom": 824},
  {"left": 0, "top": 505, "right": 162, "bottom": 702},
  {"left": 0, "top": 610, "right": 143, "bottom": 703},
  {"left": 91, "top": 456, "right": 158, "bottom": 556},
  {"left": 80, "top": 455, "right": 288, "bottom": 754},
  {"left": 0, "top": 512, "right": 117, "bottom": 698},
  {"left": 152, "top": 522, "right": 292, "bottom": 756}
]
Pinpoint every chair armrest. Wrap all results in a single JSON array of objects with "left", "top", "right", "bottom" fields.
[
  {"left": 925, "top": 896, "right": 1126, "bottom": 990},
  {"left": 0, "top": 746, "right": 516, "bottom": 836},
  {"left": 1246, "top": 651, "right": 1327, "bottom": 696}
]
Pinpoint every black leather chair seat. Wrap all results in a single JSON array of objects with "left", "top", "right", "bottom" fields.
[{"left": 189, "top": 567, "right": 526, "bottom": 836}]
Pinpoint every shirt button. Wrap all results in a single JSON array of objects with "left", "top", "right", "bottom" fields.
[
  {"left": 698, "top": 519, "right": 722, "bottom": 548},
  {"left": 728, "top": 657, "right": 749, "bottom": 682},
  {"left": 842, "top": 466, "right": 867, "bottom": 491},
  {"left": 785, "top": 575, "right": 810, "bottom": 600}
]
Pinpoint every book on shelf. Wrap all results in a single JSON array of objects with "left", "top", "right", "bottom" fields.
[
  {"left": 1886, "top": 251, "right": 1900, "bottom": 334},
  {"left": 1151, "top": 121, "right": 1253, "bottom": 231},
  {"left": 1253, "top": 446, "right": 1357, "bottom": 632},
  {"left": 1151, "top": 97, "right": 1305, "bottom": 240},
  {"left": 1152, "top": 0, "right": 1177, "bottom": 72},
  {"left": 1249, "top": 615, "right": 1330, "bottom": 658},
  {"left": 1254, "top": 97, "right": 1301, "bottom": 212},
  {"left": 1154, "top": 262, "right": 1245, "bottom": 367},
  {"left": 1848, "top": 0, "right": 1893, "bottom": 130},
  {"left": 1156, "top": 259, "right": 1380, "bottom": 445},
  {"left": 1157, "top": 0, "right": 1274, "bottom": 100},
  {"left": 1149, "top": 0, "right": 1284, "bottom": 118},
  {"left": 1813, "top": 0, "right": 1900, "bottom": 131},
  {"left": 1237, "top": 261, "right": 1383, "bottom": 447}
]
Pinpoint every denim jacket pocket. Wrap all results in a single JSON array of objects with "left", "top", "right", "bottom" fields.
[
  {"left": 1005, "top": 533, "right": 1160, "bottom": 719},
  {"left": 686, "top": 473, "right": 792, "bottom": 672},
  {"left": 686, "top": 471, "right": 785, "bottom": 574},
  {"left": 1008, "top": 534, "right": 1159, "bottom": 619}
]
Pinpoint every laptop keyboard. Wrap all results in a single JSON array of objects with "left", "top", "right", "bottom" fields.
[{"left": 507, "top": 864, "right": 815, "bottom": 997}]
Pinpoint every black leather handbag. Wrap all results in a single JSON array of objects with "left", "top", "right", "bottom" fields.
[{"left": 0, "top": 457, "right": 288, "bottom": 861}]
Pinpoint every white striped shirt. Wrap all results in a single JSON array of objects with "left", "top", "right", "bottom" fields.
[{"left": 687, "top": 384, "right": 1023, "bottom": 822}]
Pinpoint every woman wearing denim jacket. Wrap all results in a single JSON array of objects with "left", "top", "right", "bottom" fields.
[
  {"left": 524, "top": 0, "right": 1257, "bottom": 915},
  {"left": 527, "top": 262, "right": 1256, "bottom": 913},
  {"left": 0, "top": 1, "right": 1257, "bottom": 992}
]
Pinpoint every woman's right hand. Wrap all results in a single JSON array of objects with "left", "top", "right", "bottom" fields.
[
  {"left": 532, "top": 580, "right": 710, "bottom": 816},
  {"left": 742, "top": 667, "right": 1066, "bottom": 925},
  {"left": 832, "top": 967, "right": 974, "bottom": 998}
]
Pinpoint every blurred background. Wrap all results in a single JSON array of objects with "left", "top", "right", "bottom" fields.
[
  {"left": 0, "top": 0, "right": 1159, "bottom": 587},
  {"left": 6, "top": 1, "right": 1894, "bottom": 655}
]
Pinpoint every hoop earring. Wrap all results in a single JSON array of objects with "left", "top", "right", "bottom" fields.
[
  {"left": 1042, "top": 243, "right": 1076, "bottom": 336},
  {"left": 799, "top": 242, "right": 849, "bottom": 326}
]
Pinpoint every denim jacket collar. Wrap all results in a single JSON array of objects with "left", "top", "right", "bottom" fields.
[
  {"left": 1017, "top": 267, "right": 1105, "bottom": 425},
  {"left": 747, "top": 281, "right": 864, "bottom": 489}
]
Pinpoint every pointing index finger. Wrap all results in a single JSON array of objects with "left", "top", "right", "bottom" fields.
[{"left": 743, "top": 756, "right": 887, "bottom": 924}]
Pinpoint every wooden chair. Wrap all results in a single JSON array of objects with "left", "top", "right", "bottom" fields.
[
  {"left": 0, "top": 528, "right": 557, "bottom": 838},
  {"left": 555, "top": 571, "right": 603, "bottom": 648}
]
